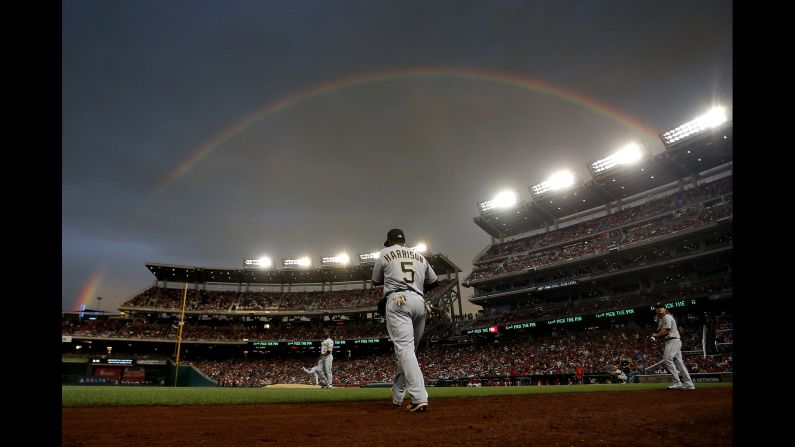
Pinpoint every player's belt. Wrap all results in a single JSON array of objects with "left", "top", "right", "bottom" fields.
[
  {"left": 665, "top": 337, "right": 679, "bottom": 340},
  {"left": 386, "top": 288, "right": 424, "bottom": 298}
]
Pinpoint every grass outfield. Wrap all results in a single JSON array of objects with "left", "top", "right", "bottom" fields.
[{"left": 62, "top": 382, "right": 731, "bottom": 407}]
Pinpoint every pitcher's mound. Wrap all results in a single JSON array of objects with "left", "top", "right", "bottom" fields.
[{"left": 266, "top": 384, "right": 322, "bottom": 389}]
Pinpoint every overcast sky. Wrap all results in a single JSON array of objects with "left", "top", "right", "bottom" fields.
[{"left": 62, "top": 0, "right": 732, "bottom": 313}]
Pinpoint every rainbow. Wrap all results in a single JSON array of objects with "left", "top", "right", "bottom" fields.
[
  {"left": 74, "top": 268, "right": 103, "bottom": 312},
  {"left": 85, "top": 68, "right": 662, "bottom": 309},
  {"left": 151, "top": 67, "right": 659, "bottom": 201}
]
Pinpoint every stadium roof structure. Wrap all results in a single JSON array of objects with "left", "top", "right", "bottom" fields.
[
  {"left": 474, "top": 120, "right": 732, "bottom": 239},
  {"left": 145, "top": 252, "right": 462, "bottom": 285}
]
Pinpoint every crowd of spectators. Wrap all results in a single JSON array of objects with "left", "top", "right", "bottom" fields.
[
  {"left": 476, "top": 177, "right": 731, "bottom": 262},
  {"left": 712, "top": 314, "right": 733, "bottom": 354},
  {"left": 183, "top": 322, "right": 731, "bottom": 387},
  {"left": 62, "top": 316, "right": 389, "bottom": 342},
  {"left": 467, "top": 177, "right": 732, "bottom": 284},
  {"left": 64, "top": 276, "right": 730, "bottom": 344},
  {"left": 118, "top": 280, "right": 452, "bottom": 313},
  {"left": 460, "top": 277, "right": 731, "bottom": 332}
]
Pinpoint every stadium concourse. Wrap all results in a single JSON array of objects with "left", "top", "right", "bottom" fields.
[{"left": 62, "top": 110, "right": 732, "bottom": 389}]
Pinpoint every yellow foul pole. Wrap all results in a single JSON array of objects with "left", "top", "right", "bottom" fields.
[{"left": 173, "top": 283, "right": 189, "bottom": 387}]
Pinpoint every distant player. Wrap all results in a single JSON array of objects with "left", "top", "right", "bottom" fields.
[
  {"left": 613, "top": 365, "right": 627, "bottom": 384},
  {"left": 651, "top": 303, "right": 695, "bottom": 390},
  {"left": 301, "top": 364, "right": 320, "bottom": 386},
  {"left": 372, "top": 228, "right": 438, "bottom": 413},
  {"left": 319, "top": 332, "right": 334, "bottom": 388}
]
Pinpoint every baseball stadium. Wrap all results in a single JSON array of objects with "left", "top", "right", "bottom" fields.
[{"left": 62, "top": 108, "right": 733, "bottom": 446}]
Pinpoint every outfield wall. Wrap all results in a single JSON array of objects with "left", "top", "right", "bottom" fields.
[
  {"left": 62, "top": 355, "right": 170, "bottom": 386},
  {"left": 636, "top": 373, "right": 732, "bottom": 384}
]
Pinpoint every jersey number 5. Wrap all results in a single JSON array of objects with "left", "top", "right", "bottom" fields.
[{"left": 401, "top": 262, "right": 415, "bottom": 284}]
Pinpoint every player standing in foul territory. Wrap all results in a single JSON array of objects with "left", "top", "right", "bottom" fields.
[
  {"left": 319, "top": 332, "right": 334, "bottom": 388},
  {"left": 651, "top": 303, "right": 695, "bottom": 390},
  {"left": 372, "top": 228, "right": 438, "bottom": 413}
]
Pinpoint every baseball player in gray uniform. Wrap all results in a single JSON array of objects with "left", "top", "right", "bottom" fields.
[
  {"left": 372, "top": 228, "right": 438, "bottom": 413},
  {"left": 319, "top": 334, "right": 334, "bottom": 388},
  {"left": 301, "top": 364, "right": 320, "bottom": 386},
  {"left": 651, "top": 303, "right": 695, "bottom": 390}
]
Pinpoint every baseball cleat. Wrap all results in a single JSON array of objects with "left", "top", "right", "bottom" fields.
[
  {"left": 667, "top": 383, "right": 684, "bottom": 389},
  {"left": 680, "top": 384, "right": 696, "bottom": 390},
  {"left": 406, "top": 402, "right": 428, "bottom": 412}
]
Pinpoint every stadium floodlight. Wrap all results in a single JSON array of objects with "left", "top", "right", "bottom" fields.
[
  {"left": 589, "top": 143, "right": 643, "bottom": 174},
  {"left": 244, "top": 257, "right": 273, "bottom": 269},
  {"left": 477, "top": 190, "right": 517, "bottom": 214},
  {"left": 531, "top": 170, "right": 575, "bottom": 196},
  {"left": 283, "top": 257, "right": 312, "bottom": 268},
  {"left": 660, "top": 106, "right": 729, "bottom": 146},
  {"left": 359, "top": 251, "right": 381, "bottom": 263},
  {"left": 412, "top": 243, "right": 427, "bottom": 253},
  {"left": 321, "top": 253, "right": 350, "bottom": 266}
]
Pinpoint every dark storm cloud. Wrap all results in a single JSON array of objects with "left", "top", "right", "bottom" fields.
[{"left": 62, "top": 0, "right": 732, "bottom": 311}]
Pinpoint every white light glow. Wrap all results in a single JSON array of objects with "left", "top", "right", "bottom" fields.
[
  {"left": 532, "top": 170, "right": 574, "bottom": 195},
  {"left": 244, "top": 257, "right": 273, "bottom": 268},
  {"left": 477, "top": 190, "right": 518, "bottom": 213},
  {"left": 548, "top": 171, "right": 574, "bottom": 189},
  {"left": 661, "top": 106, "right": 729, "bottom": 146},
  {"left": 359, "top": 251, "right": 381, "bottom": 263},
  {"left": 284, "top": 257, "right": 312, "bottom": 268},
  {"left": 590, "top": 143, "right": 643, "bottom": 174},
  {"left": 322, "top": 253, "right": 350, "bottom": 265},
  {"left": 413, "top": 243, "right": 427, "bottom": 253},
  {"left": 493, "top": 191, "right": 517, "bottom": 208}
]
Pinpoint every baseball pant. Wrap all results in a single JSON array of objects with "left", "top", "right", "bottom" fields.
[
  {"left": 663, "top": 338, "right": 693, "bottom": 386},
  {"left": 386, "top": 291, "right": 427, "bottom": 405},
  {"left": 321, "top": 354, "right": 333, "bottom": 386},
  {"left": 315, "top": 357, "right": 329, "bottom": 386}
]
